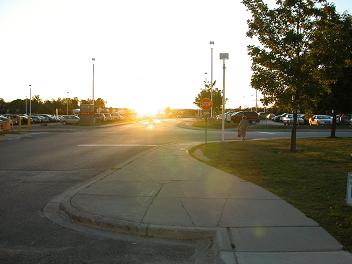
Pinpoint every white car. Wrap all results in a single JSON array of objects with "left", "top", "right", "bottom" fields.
[
  {"left": 281, "top": 114, "right": 304, "bottom": 125},
  {"left": 60, "top": 115, "right": 80, "bottom": 124},
  {"left": 225, "top": 112, "right": 235, "bottom": 122},
  {"left": 309, "top": 115, "right": 332, "bottom": 126}
]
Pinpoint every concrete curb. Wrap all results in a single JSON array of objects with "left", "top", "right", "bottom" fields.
[
  {"left": 48, "top": 143, "right": 217, "bottom": 241},
  {"left": 60, "top": 197, "right": 217, "bottom": 240}
]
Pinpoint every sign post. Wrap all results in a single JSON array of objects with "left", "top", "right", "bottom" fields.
[
  {"left": 347, "top": 173, "right": 352, "bottom": 206},
  {"left": 200, "top": 98, "right": 212, "bottom": 145}
]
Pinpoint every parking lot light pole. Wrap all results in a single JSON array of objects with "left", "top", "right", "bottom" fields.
[
  {"left": 28, "top": 85, "right": 32, "bottom": 129},
  {"left": 256, "top": 89, "right": 258, "bottom": 113},
  {"left": 66, "top": 91, "right": 69, "bottom": 115},
  {"left": 220, "top": 53, "right": 229, "bottom": 142},
  {"left": 92, "top": 58, "right": 95, "bottom": 125},
  {"left": 210, "top": 41, "right": 214, "bottom": 118}
]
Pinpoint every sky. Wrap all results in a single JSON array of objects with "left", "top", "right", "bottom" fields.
[{"left": 0, "top": 0, "right": 351, "bottom": 115}]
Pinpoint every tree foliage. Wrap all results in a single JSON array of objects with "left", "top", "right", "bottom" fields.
[
  {"left": 0, "top": 96, "right": 105, "bottom": 114},
  {"left": 193, "top": 81, "right": 224, "bottom": 115},
  {"left": 242, "top": 0, "right": 340, "bottom": 151},
  {"left": 309, "top": 8, "right": 352, "bottom": 135}
]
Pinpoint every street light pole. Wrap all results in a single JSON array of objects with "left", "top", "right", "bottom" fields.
[
  {"left": 210, "top": 41, "right": 214, "bottom": 118},
  {"left": 28, "top": 84, "right": 32, "bottom": 129},
  {"left": 66, "top": 91, "right": 69, "bottom": 115},
  {"left": 92, "top": 58, "right": 95, "bottom": 110},
  {"left": 220, "top": 53, "right": 229, "bottom": 142},
  {"left": 92, "top": 58, "right": 95, "bottom": 125},
  {"left": 25, "top": 96, "right": 27, "bottom": 115},
  {"left": 255, "top": 89, "right": 258, "bottom": 113}
]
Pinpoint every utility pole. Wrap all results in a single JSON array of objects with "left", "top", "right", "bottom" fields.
[
  {"left": 210, "top": 41, "right": 214, "bottom": 118},
  {"left": 220, "top": 53, "right": 229, "bottom": 142}
]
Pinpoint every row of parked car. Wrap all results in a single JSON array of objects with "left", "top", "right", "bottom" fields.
[
  {"left": 271, "top": 113, "right": 352, "bottom": 126},
  {"left": 0, "top": 114, "right": 81, "bottom": 125},
  {"left": 215, "top": 111, "right": 352, "bottom": 126},
  {"left": 0, "top": 112, "right": 125, "bottom": 126},
  {"left": 217, "top": 111, "right": 260, "bottom": 124}
]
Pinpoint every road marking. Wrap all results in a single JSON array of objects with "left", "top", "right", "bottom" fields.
[
  {"left": 257, "top": 132, "right": 276, "bottom": 134},
  {"left": 77, "top": 144, "right": 158, "bottom": 147}
]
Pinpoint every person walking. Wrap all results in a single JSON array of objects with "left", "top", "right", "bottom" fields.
[{"left": 238, "top": 115, "right": 249, "bottom": 141}]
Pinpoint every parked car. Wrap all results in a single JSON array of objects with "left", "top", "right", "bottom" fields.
[
  {"left": 271, "top": 113, "right": 287, "bottom": 122},
  {"left": 103, "top": 113, "right": 113, "bottom": 121},
  {"left": 309, "top": 115, "right": 332, "bottom": 126},
  {"left": 266, "top": 113, "right": 275, "bottom": 120},
  {"left": 30, "top": 115, "right": 42, "bottom": 123},
  {"left": 0, "top": 115, "right": 9, "bottom": 124},
  {"left": 281, "top": 114, "right": 305, "bottom": 126},
  {"left": 60, "top": 115, "right": 80, "bottom": 124},
  {"left": 231, "top": 111, "right": 259, "bottom": 124},
  {"left": 257, "top": 112, "right": 267, "bottom": 120},
  {"left": 2, "top": 114, "right": 18, "bottom": 125},
  {"left": 40, "top": 114, "right": 57, "bottom": 122},
  {"left": 337, "top": 114, "right": 352, "bottom": 125},
  {"left": 95, "top": 113, "right": 106, "bottom": 122},
  {"left": 225, "top": 112, "right": 235, "bottom": 123}
]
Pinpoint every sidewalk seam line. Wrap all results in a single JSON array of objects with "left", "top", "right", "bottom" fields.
[
  {"left": 217, "top": 198, "right": 229, "bottom": 227},
  {"left": 140, "top": 183, "right": 164, "bottom": 224},
  {"left": 180, "top": 201, "right": 195, "bottom": 226}
]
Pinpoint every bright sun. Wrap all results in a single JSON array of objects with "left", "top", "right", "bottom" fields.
[{"left": 134, "top": 104, "right": 164, "bottom": 117}]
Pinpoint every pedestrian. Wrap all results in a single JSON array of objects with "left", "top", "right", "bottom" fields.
[{"left": 238, "top": 115, "right": 249, "bottom": 141}]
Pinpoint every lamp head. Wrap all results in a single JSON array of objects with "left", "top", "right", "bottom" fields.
[{"left": 220, "top": 53, "right": 229, "bottom": 60}]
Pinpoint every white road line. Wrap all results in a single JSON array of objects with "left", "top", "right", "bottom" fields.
[
  {"left": 257, "top": 132, "right": 276, "bottom": 134},
  {"left": 77, "top": 144, "right": 158, "bottom": 147}
]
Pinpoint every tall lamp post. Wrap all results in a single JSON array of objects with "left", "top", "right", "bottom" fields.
[
  {"left": 220, "top": 53, "right": 229, "bottom": 142},
  {"left": 92, "top": 58, "right": 95, "bottom": 125},
  {"left": 66, "top": 91, "right": 69, "bottom": 115},
  {"left": 210, "top": 41, "right": 214, "bottom": 118},
  {"left": 27, "top": 85, "right": 32, "bottom": 129}
]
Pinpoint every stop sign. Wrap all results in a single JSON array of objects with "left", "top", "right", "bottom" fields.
[{"left": 200, "top": 98, "right": 212, "bottom": 110}]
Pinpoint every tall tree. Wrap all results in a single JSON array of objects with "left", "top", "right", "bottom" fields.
[
  {"left": 243, "top": 0, "right": 330, "bottom": 152},
  {"left": 310, "top": 8, "right": 352, "bottom": 136},
  {"left": 193, "top": 81, "right": 224, "bottom": 115},
  {"left": 0, "top": 98, "right": 6, "bottom": 113},
  {"left": 95, "top": 98, "right": 106, "bottom": 110}
]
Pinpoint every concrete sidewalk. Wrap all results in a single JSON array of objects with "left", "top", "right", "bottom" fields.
[{"left": 57, "top": 142, "right": 352, "bottom": 264}]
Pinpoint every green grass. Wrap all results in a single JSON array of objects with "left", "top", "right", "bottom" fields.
[
  {"left": 190, "top": 138, "right": 352, "bottom": 251},
  {"left": 192, "top": 119, "right": 238, "bottom": 129}
]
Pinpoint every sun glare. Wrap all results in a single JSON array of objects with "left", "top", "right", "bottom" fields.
[{"left": 135, "top": 104, "right": 164, "bottom": 117}]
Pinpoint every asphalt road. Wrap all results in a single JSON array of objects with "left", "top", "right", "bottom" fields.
[
  {"left": 0, "top": 120, "right": 214, "bottom": 264},
  {"left": 0, "top": 119, "right": 351, "bottom": 264}
]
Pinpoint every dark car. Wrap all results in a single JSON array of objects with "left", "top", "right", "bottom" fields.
[
  {"left": 231, "top": 111, "right": 259, "bottom": 124},
  {"left": 338, "top": 114, "right": 352, "bottom": 125}
]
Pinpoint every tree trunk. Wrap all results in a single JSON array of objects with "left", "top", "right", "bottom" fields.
[
  {"left": 330, "top": 110, "right": 337, "bottom": 138},
  {"left": 290, "top": 112, "right": 297, "bottom": 152}
]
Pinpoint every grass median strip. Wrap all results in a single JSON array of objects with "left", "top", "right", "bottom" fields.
[{"left": 190, "top": 138, "right": 352, "bottom": 251}]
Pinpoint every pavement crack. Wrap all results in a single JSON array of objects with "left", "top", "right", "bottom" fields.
[
  {"left": 140, "top": 183, "right": 163, "bottom": 224},
  {"left": 180, "top": 201, "right": 195, "bottom": 226},
  {"left": 217, "top": 198, "right": 228, "bottom": 227}
]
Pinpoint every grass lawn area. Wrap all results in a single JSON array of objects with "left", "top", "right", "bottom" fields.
[
  {"left": 192, "top": 119, "right": 238, "bottom": 129},
  {"left": 190, "top": 138, "right": 352, "bottom": 251}
]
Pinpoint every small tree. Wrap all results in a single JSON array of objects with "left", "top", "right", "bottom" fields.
[
  {"left": 193, "top": 81, "right": 223, "bottom": 115},
  {"left": 243, "top": 0, "right": 331, "bottom": 152}
]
